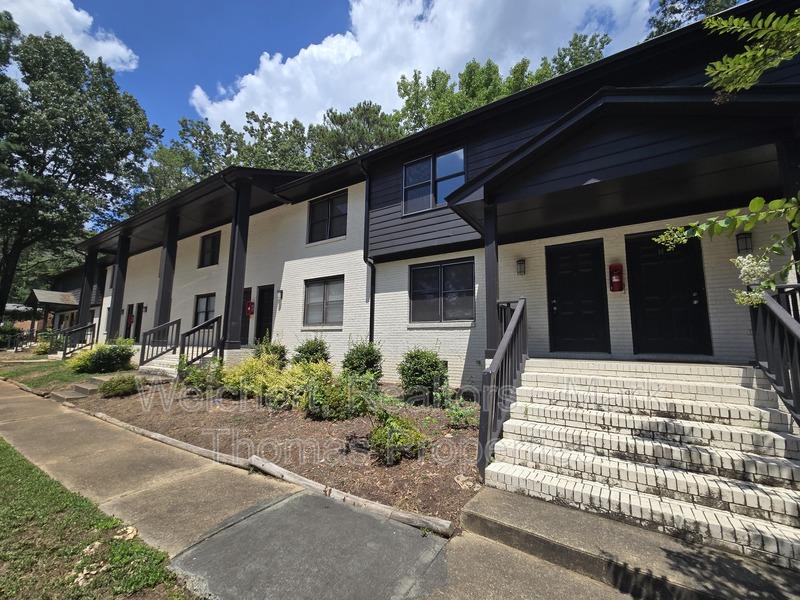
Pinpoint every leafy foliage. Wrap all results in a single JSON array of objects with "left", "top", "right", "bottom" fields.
[
  {"left": 444, "top": 398, "right": 480, "bottom": 429},
  {"left": 647, "top": 0, "right": 737, "bottom": 38},
  {"left": 67, "top": 341, "right": 135, "bottom": 374},
  {"left": 397, "top": 348, "right": 448, "bottom": 401},
  {"left": 253, "top": 337, "right": 288, "bottom": 369},
  {"left": 177, "top": 356, "right": 223, "bottom": 393},
  {"left": 396, "top": 33, "right": 611, "bottom": 132},
  {"left": 220, "top": 354, "right": 285, "bottom": 404},
  {"left": 98, "top": 374, "right": 140, "bottom": 398},
  {"left": 369, "top": 412, "right": 428, "bottom": 465},
  {"left": 293, "top": 337, "right": 331, "bottom": 364},
  {"left": 705, "top": 9, "right": 800, "bottom": 93},
  {"left": 342, "top": 340, "right": 383, "bottom": 379},
  {"left": 0, "top": 12, "right": 159, "bottom": 319}
]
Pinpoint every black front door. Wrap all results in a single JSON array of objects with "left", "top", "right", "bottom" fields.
[
  {"left": 626, "top": 232, "right": 712, "bottom": 355},
  {"left": 133, "top": 303, "right": 144, "bottom": 342},
  {"left": 124, "top": 303, "right": 134, "bottom": 338},
  {"left": 546, "top": 239, "right": 610, "bottom": 352},
  {"left": 241, "top": 288, "right": 252, "bottom": 345},
  {"left": 255, "top": 285, "right": 274, "bottom": 342}
]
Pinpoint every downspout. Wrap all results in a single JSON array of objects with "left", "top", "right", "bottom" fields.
[{"left": 358, "top": 160, "right": 376, "bottom": 343}]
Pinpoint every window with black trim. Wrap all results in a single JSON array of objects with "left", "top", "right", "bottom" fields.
[
  {"left": 304, "top": 276, "right": 344, "bottom": 326},
  {"left": 198, "top": 231, "right": 221, "bottom": 268},
  {"left": 403, "top": 148, "right": 464, "bottom": 215},
  {"left": 308, "top": 191, "right": 348, "bottom": 243},
  {"left": 193, "top": 293, "right": 216, "bottom": 326},
  {"left": 410, "top": 259, "right": 474, "bottom": 322}
]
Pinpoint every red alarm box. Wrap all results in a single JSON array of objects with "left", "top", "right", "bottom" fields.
[
  {"left": 609, "top": 263, "right": 624, "bottom": 292},
  {"left": 245, "top": 300, "right": 255, "bottom": 317}
]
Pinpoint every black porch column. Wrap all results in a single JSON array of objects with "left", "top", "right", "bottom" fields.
[
  {"left": 222, "top": 179, "right": 251, "bottom": 350},
  {"left": 77, "top": 247, "right": 97, "bottom": 325},
  {"left": 154, "top": 211, "right": 179, "bottom": 326},
  {"left": 484, "top": 200, "right": 499, "bottom": 356},
  {"left": 28, "top": 298, "right": 38, "bottom": 336},
  {"left": 778, "top": 138, "right": 800, "bottom": 274},
  {"left": 107, "top": 234, "right": 130, "bottom": 340}
]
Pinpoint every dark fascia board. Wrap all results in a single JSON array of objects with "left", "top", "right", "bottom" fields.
[
  {"left": 273, "top": 0, "right": 782, "bottom": 189},
  {"left": 77, "top": 166, "right": 307, "bottom": 251},
  {"left": 445, "top": 84, "right": 800, "bottom": 216}
]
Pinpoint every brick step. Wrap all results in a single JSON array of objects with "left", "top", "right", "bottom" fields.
[
  {"left": 485, "top": 461, "right": 800, "bottom": 569},
  {"left": 501, "top": 419, "right": 800, "bottom": 488},
  {"left": 516, "top": 387, "right": 788, "bottom": 431},
  {"left": 137, "top": 365, "right": 178, "bottom": 378},
  {"left": 520, "top": 371, "right": 776, "bottom": 405},
  {"left": 508, "top": 405, "right": 800, "bottom": 458},
  {"left": 524, "top": 358, "right": 770, "bottom": 388},
  {"left": 495, "top": 438, "right": 800, "bottom": 528}
]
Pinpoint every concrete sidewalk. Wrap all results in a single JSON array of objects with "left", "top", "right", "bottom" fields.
[{"left": 0, "top": 380, "right": 629, "bottom": 599}]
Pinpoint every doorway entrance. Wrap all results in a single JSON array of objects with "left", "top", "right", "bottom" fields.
[
  {"left": 626, "top": 232, "right": 712, "bottom": 355},
  {"left": 545, "top": 239, "right": 610, "bottom": 353},
  {"left": 255, "top": 285, "right": 275, "bottom": 342}
]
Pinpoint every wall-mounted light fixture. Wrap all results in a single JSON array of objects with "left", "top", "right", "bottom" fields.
[
  {"left": 736, "top": 232, "right": 753, "bottom": 256},
  {"left": 516, "top": 258, "right": 526, "bottom": 276},
  {"left": 277, "top": 289, "right": 284, "bottom": 301}
]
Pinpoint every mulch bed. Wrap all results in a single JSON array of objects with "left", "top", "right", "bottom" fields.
[{"left": 70, "top": 384, "right": 481, "bottom": 524}]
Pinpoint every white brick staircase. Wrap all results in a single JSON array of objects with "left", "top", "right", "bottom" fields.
[
  {"left": 135, "top": 349, "right": 180, "bottom": 378},
  {"left": 485, "top": 358, "right": 800, "bottom": 570}
]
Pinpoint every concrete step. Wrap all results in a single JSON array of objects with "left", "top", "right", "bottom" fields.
[
  {"left": 525, "top": 358, "right": 771, "bottom": 388},
  {"left": 72, "top": 382, "right": 98, "bottom": 395},
  {"left": 462, "top": 487, "right": 800, "bottom": 599},
  {"left": 516, "top": 386, "right": 788, "bottom": 430},
  {"left": 486, "top": 461, "right": 800, "bottom": 570},
  {"left": 501, "top": 420, "right": 800, "bottom": 488},
  {"left": 495, "top": 438, "right": 800, "bottom": 528},
  {"left": 137, "top": 365, "right": 178, "bottom": 378},
  {"left": 508, "top": 405, "right": 800, "bottom": 459},
  {"left": 521, "top": 371, "right": 777, "bottom": 406},
  {"left": 50, "top": 389, "right": 87, "bottom": 402}
]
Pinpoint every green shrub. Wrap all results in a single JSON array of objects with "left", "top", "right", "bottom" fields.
[
  {"left": 253, "top": 337, "right": 288, "bottom": 369},
  {"left": 342, "top": 340, "right": 383, "bottom": 379},
  {"left": 33, "top": 329, "right": 62, "bottom": 355},
  {"left": 0, "top": 323, "right": 18, "bottom": 348},
  {"left": 67, "top": 342, "right": 135, "bottom": 374},
  {"left": 444, "top": 398, "right": 479, "bottom": 429},
  {"left": 292, "top": 337, "right": 330, "bottom": 364},
  {"left": 98, "top": 374, "right": 140, "bottom": 398},
  {"left": 221, "top": 355, "right": 283, "bottom": 403},
  {"left": 397, "top": 348, "right": 448, "bottom": 402},
  {"left": 369, "top": 412, "right": 428, "bottom": 465},
  {"left": 179, "top": 356, "right": 223, "bottom": 394}
]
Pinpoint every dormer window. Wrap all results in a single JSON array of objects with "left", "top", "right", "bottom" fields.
[{"left": 403, "top": 148, "right": 464, "bottom": 215}]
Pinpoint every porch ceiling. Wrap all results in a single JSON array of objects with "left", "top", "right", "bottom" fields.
[
  {"left": 83, "top": 168, "right": 307, "bottom": 257},
  {"left": 494, "top": 143, "right": 781, "bottom": 244}
]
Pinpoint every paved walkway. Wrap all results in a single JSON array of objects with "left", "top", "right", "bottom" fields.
[{"left": 0, "top": 380, "right": 629, "bottom": 599}]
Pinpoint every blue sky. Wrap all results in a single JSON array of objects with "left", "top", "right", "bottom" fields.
[{"left": 3, "top": 0, "right": 661, "bottom": 144}]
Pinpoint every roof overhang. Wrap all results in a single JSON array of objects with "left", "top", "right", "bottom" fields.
[
  {"left": 26, "top": 289, "right": 79, "bottom": 310},
  {"left": 446, "top": 85, "right": 800, "bottom": 234}
]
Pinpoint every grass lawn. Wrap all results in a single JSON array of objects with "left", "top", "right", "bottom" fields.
[
  {"left": 0, "top": 437, "right": 191, "bottom": 599},
  {"left": 0, "top": 361, "right": 134, "bottom": 393}
]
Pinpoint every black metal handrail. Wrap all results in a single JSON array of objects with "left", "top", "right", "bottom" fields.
[
  {"left": 179, "top": 315, "right": 222, "bottom": 367},
  {"left": 477, "top": 298, "right": 528, "bottom": 478},
  {"left": 139, "top": 318, "right": 181, "bottom": 366},
  {"left": 751, "top": 286, "right": 800, "bottom": 422},
  {"left": 61, "top": 322, "right": 96, "bottom": 359}
]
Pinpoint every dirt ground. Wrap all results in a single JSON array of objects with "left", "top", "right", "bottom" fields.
[{"left": 71, "top": 384, "right": 481, "bottom": 524}]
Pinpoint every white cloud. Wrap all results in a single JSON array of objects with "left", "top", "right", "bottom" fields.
[
  {"left": 0, "top": 0, "right": 138, "bottom": 71},
  {"left": 191, "top": 0, "right": 651, "bottom": 128}
]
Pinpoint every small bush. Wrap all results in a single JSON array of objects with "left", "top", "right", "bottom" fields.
[
  {"left": 33, "top": 330, "right": 62, "bottom": 355},
  {"left": 221, "top": 355, "right": 283, "bottom": 403},
  {"left": 342, "top": 340, "right": 383, "bottom": 379},
  {"left": 292, "top": 337, "right": 330, "bottom": 364},
  {"left": 68, "top": 342, "right": 135, "bottom": 374},
  {"left": 397, "top": 348, "right": 448, "bottom": 402},
  {"left": 179, "top": 356, "right": 223, "bottom": 394},
  {"left": 98, "top": 374, "right": 140, "bottom": 398},
  {"left": 444, "top": 398, "right": 479, "bottom": 429},
  {"left": 369, "top": 412, "right": 428, "bottom": 465},
  {"left": 253, "top": 337, "right": 288, "bottom": 369}
]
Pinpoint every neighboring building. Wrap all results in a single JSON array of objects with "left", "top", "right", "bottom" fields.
[
  {"left": 25, "top": 264, "right": 107, "bottom": 334},
  {"left": 61, "top": 0, "right": 800, "bottom": 571}
]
